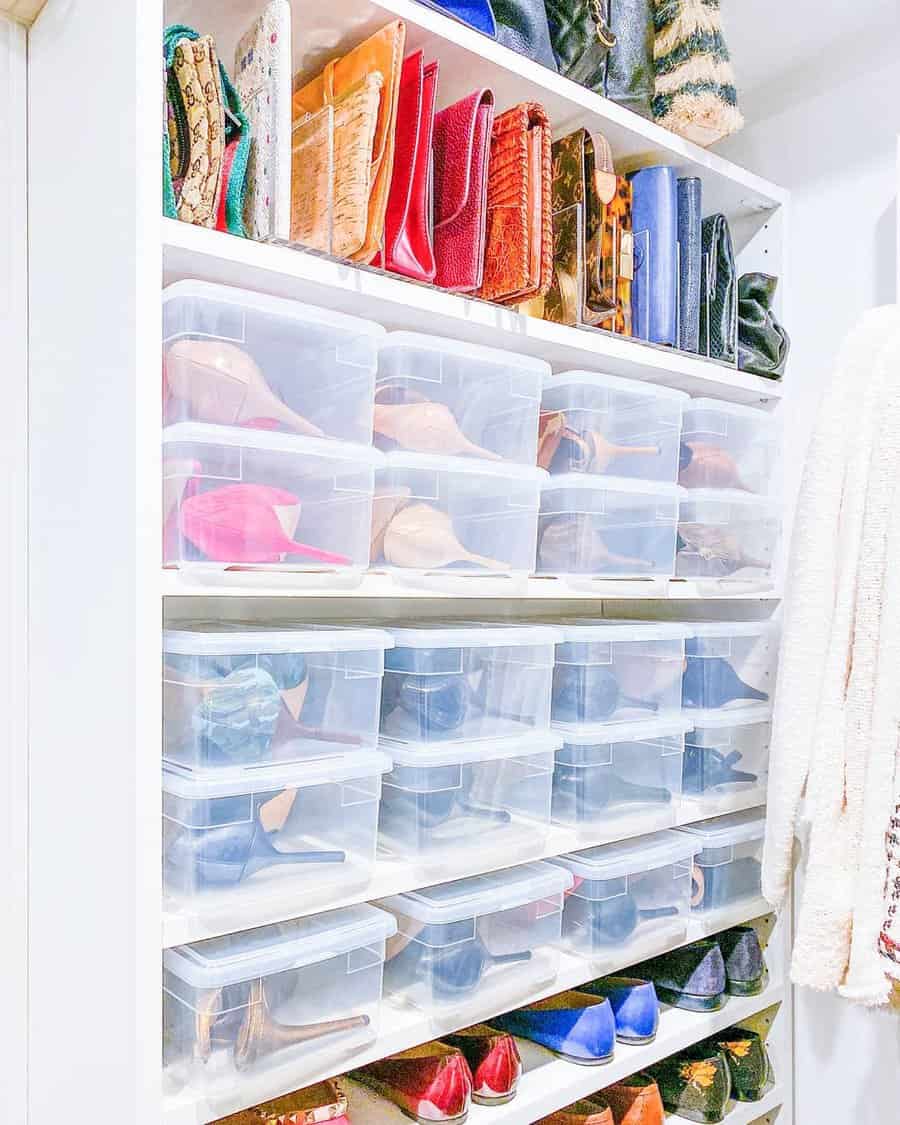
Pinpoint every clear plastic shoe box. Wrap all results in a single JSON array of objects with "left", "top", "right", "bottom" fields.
[
  {"left": 677, "top": 809, "right": 766, "bottom": 915},
  {"left": 677, "top": 490, "right": 782, "bottom": 584},
  {"left": 163, "top": 624, "right": 393, "bottom": 774},
  {"left": 540, "top": 372, "right": 688, "bottom": 483},
  {"left": 377, "top": 862, "right": 572, "bottom": 1020},
  {"left": 162, "top": 904, "right": 396, "bottom": 1105},
  {"left": 682, "top": 704, "right": 772, "bottom": 818},
  {"left": 680, "top": 398, "right": 779, "bottom": 496},
  {"left": 551, "top": 718, "right": 689, "bottom": 839},
  {"left": 375, "top": 332, "right": 548, "bottom": 464},
  {"left": 548, "top": 831, "right": 700, "bottom": 967},
  {"left": 552, "top": 620, "right": 694, "bottom": 728},
  {"left": 162, "top": 753, "right": 390, "bottom": 920},
  {"left": 536, "top": 476, "right": 683, "bottom": 579},
  {"left": 163, "top": 280, "right": 384, "bottom": 444},
  {"left": 682, "top": 621, "right": 779, "bottom": 718},
  {"left": 378, "top": 733, "right": 558, "bottom": 871},
  {"left": 372, "top": 452, "right": 545, "bottom": 582},
  {"left": 162, "top": 423, "right": 380, "bottom": 574},
  {"left": 379, "top": 624, "right": 560, "bottom": 746}
]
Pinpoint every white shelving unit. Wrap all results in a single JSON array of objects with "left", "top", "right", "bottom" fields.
[{"left": 23, "top": 0, "right": 793, "bottom": 1123}]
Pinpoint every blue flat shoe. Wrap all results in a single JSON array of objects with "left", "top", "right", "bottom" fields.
[
  {"left": 491, "top": 991, "right": 616, "bottom": 1065},
  {"left": 581, "top": 976, "right": 659, "bottom": 1044}
]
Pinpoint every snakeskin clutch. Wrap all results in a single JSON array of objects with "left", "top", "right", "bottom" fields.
[{"left": 700, "top": 213, "right": 737, "bottom": 362}]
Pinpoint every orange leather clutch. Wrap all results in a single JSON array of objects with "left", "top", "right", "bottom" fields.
[
  {"left": 291, "top": 20, "right": 406, "bottom": 263},
  {"left": 476, "top": 101, "right": 553, "bottom": 305}
]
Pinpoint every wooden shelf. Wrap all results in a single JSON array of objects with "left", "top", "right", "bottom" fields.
[
  {"left": 162, "top": 965, "right": 783, "bottom": 1125},
  {"left": 163, "top": 221, "right": 783, "bottom": 410}
]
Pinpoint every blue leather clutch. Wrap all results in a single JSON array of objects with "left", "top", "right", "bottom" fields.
[
  {"left": 628, "top": 166, "right": 679, "bottom": 347},
  {"left": 417, "top": 0, "right": 497, "bottom": 36},
  {"left": 677, "top": 177, "right": 702, "bottom": 353}
]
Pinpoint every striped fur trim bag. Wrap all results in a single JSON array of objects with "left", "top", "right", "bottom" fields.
[{"left": 652, "top": 0, "right": 743, "bottom": 147}]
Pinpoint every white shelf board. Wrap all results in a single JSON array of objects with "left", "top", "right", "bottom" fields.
[
  {"left": 346, "top": 1077, "right": 784, "bottom": 1125},
  {"left": 162, "top": 970, "right": 782, "bottom": 1125},
  {"left": 163, "top": 221, "right": 783, "bottom": 409},
  {"left": 163, "top": 791, "right": 769, "bottom": 948},
  {"left": 161, "top": 567, "right": 781, "bottom": 602},
  {"left": 165, "top": 0, "right": 786, "bottom": 226}
]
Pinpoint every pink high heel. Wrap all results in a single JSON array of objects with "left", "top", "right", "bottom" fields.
[
  {"left": 164, "top": 339, "right": 324, "bottom": 437},
  {"left": 179, "top": 483, "right": 351, "bottom": 565}
]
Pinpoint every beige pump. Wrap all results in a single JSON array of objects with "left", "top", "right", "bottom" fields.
[{"left": 382, "top": 502, "right": 509, "bottom": 571}]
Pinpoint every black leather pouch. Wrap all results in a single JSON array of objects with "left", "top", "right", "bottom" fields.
[
  {"left": 544, "top": 0, "right": 615, "bottom": 91},
  {"left": 700, "top": 213, "right": 737, "bottom": 363},
  {"left": 604, "top": 0, "right": 654, "bottom": 116},
  {"left": 493, "top": 0, "right": 560, "bottom": 71}
]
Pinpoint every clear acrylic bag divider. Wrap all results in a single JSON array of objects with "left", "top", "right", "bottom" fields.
[
  {"left": 681, "top": 704, "right": 772, "bottom": 817},
  {"left": 273, "top": 102, "right": 335, "bottom": 257},
  {"left": 551, "top": 719, "right": 689, "bottom": 839},
  {"left": 377, "top": 733, "right": 558, "bottom": 871},
  {"left": 162, "top": 278, "right": 382, "bottom": 445},
  {"left": 162, "top": 904, "right": 396, "bottom": 1105},
  {"left": 548, "top": 830, "right": 700, "bottom": 968}
]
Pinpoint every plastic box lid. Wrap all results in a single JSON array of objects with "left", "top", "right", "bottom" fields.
[
  {"left": 676, "top": 808, "right": 767, "bottom": 848},
  {"left": 548, "top": 830, "right": 700, "bottom": 882},
  {"left": 543, "top": 370, "right": 689, "bottom": 403},
  {"left": 555, "top": 619, "right": 695, "bottom": 643},
  {"left": 684, "top": 620, "right": 778, "bottom": 640},
  {"left": 683, "top": 398, "right": 778, "bottom": 423},
  {"left": 163, "top": 279, "right": 387, "bottom": 340},
  {"left": 556, "top": 716, "right": 693, "bottom": 745},
  {"left": 162, "top": 421, "right": 385, "bottom": 465},
  {"left": 381, "top": 449, "right": 547, "bottom": 483},
  {"left": 540, "top": 474, "right": 686, "bottom": 497},
  {"left": 162, "top": 752, "right": 392, "bottom": 798},
  {"left": 378, "top": 861, "right": 574, "bottom": 924},
  {"left": 384, "top": 731, "right": 562, "bottom": 768},
  {"left": 380, "top": 331, "right": 550, "bottom": 378},
  {"left": 687, "top": 702, "right": 773, "bottom": 730},
  {"left": 164, "top": 903, "right": 397, "bottom": 988},
  {"left": 164, "top": 622, "right": 394, "bottom": 656},
  {"left": 384, "top": 623, "right": 562, "bottom": 651},
  {"left": 680, "top": 489, "right": 782, "bottom": 511}
]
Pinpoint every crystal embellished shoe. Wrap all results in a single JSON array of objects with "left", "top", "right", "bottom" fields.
[{"left": 441, "top": 1024, "right": 521, "bottom": 1106}]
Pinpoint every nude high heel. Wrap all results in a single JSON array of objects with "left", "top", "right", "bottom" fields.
[
  {"left": 382, "top": 502, "right": 509, "bottom": 571},
  {"left": 374, "top": 385, "right": 502, "bottom": 460},
  {"left": 165, "top": 339, "right": 324, "bottom": 436}
]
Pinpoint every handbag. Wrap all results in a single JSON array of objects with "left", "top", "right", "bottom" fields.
[
  {"left": 653, "top": 0, "right": 744, "bottom": 146},
  {"left": 629, "top": 165, "right": 678, "bottom": 347},
  {"left": 604, "top": 0, "right": 655, "bottom": 117},
  {"left": 292, "top": 20, "right": 406, "bottom": 263},
  {"left": 432, "top": 89, "right": 496, "bottom": 292},
  {"left": 544, "top": 128, "right": 633, "bottom": 332},
  {"left": 492, "top": 0, "right": 560, "bottom": 70},
  {"left": 677, "top": 176, "right": 702, "bottom": 352},
  {"left": 163, "top": 24, "right": 250, "bottom": 236},
  {"left": 234, "top": 1, "right": 292, "bottom": 242},
  {"left": 738, "top": 273, "right": 790, "bottom": 378},
  {"left": 417, "top": 0, "right": 497, "bottom": 35},
  {"left": 700, "top": 213, "right": 737, "bottom": 362},
  {"left": 477, "top": 102, "right": 553, "bottom": 305},
  {"left": 375, "top": 51, "right": 439, "bottom": 282},
  {"left": 544, "top": 0, "right": 615, "bottom": 92}
]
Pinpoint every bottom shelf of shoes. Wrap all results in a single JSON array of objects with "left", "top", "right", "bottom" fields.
[
  {"left": 162, "top": 901, "right": 777, "bottom": 1125},
  {"left": 343, "top": 991, "right": 784, "bottom": 1124}
]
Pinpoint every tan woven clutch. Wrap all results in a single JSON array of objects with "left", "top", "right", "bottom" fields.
[{"left": 290, "top": 73, "right": 384, "bottom": 258}]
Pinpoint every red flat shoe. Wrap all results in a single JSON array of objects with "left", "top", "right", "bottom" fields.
[
  {"left": 441, "top": 1024, "right": 522, "bottom": 1106},
  {"left": 351, "top": 1042, "right": 473, "bottom": 1124}
]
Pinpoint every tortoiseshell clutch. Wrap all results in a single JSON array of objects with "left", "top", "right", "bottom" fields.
[{"left": 542, "top": 128, "right": 633, "bottom": 335}]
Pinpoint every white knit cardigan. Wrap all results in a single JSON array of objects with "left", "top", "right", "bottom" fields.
[{"left": 762, "top": 305, "right": 900, "bottom": 1003}]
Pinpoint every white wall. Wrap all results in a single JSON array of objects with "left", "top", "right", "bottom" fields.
[{"left": 722, "top": 51, "right": 900, "bottom": 1125}]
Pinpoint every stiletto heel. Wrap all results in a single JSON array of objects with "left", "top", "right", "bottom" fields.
[
  {"left": 538, "top": 515, "right": 653, "bottom": 574},
  {"left": 538, "top": 412, "right": 661, "bottom": 474},
  {"left": 382, "top": 503, "right": 509, "bottom": 571},
  {"left": 165, "top": 339, "right": 324, "bottom": 436},
  {"left": 682, "top": 655, "right": 769, "bottom": 709},
  {"left": 374, "top": 385, "right": 502, "bottom": 460},
  {"left": 679, "top": 440, "right": 749, "bottom": 491},
  {"left": 180, "top": 483, "right": 351, "bottom": 565},
  {"left": 234, "top": 979, "right": 369, "bottom": 1069}
]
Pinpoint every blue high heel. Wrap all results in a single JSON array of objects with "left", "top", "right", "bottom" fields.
[
  {"left": 682, "top": 653, "right": 768, "bottom": 710},
  {"left": 193, "top": 667, "right": 283, "bottom": 766},
  {"left": 581, "top": 977, "right": 659, "bottom": 1044},
  {"left": 553, "top": 664, "right": 660, "bottom": 723},
  {"left": 491, "top": 991, "right": 616, "bottom": 1065},
  {"left": 385, "top": 926, "right": 532, "bottom": 1002}
]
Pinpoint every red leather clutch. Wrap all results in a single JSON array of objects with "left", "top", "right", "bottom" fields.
[
  {"left": 375, "top": 50, "right": 439, "bottom": 282},
  {"left": 432, "top": 88, "right": 495, "bottom": 292}
]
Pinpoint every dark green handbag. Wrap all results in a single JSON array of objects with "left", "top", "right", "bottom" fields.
[
  {"left": 700, "top": 213, "right": 737, "bottom": 363},
  {"left": 738, "top": 273, "right": 790, "bottom": 378},
  {"left": 544, "top": 0, "right": 616, "bottom": 91}
]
